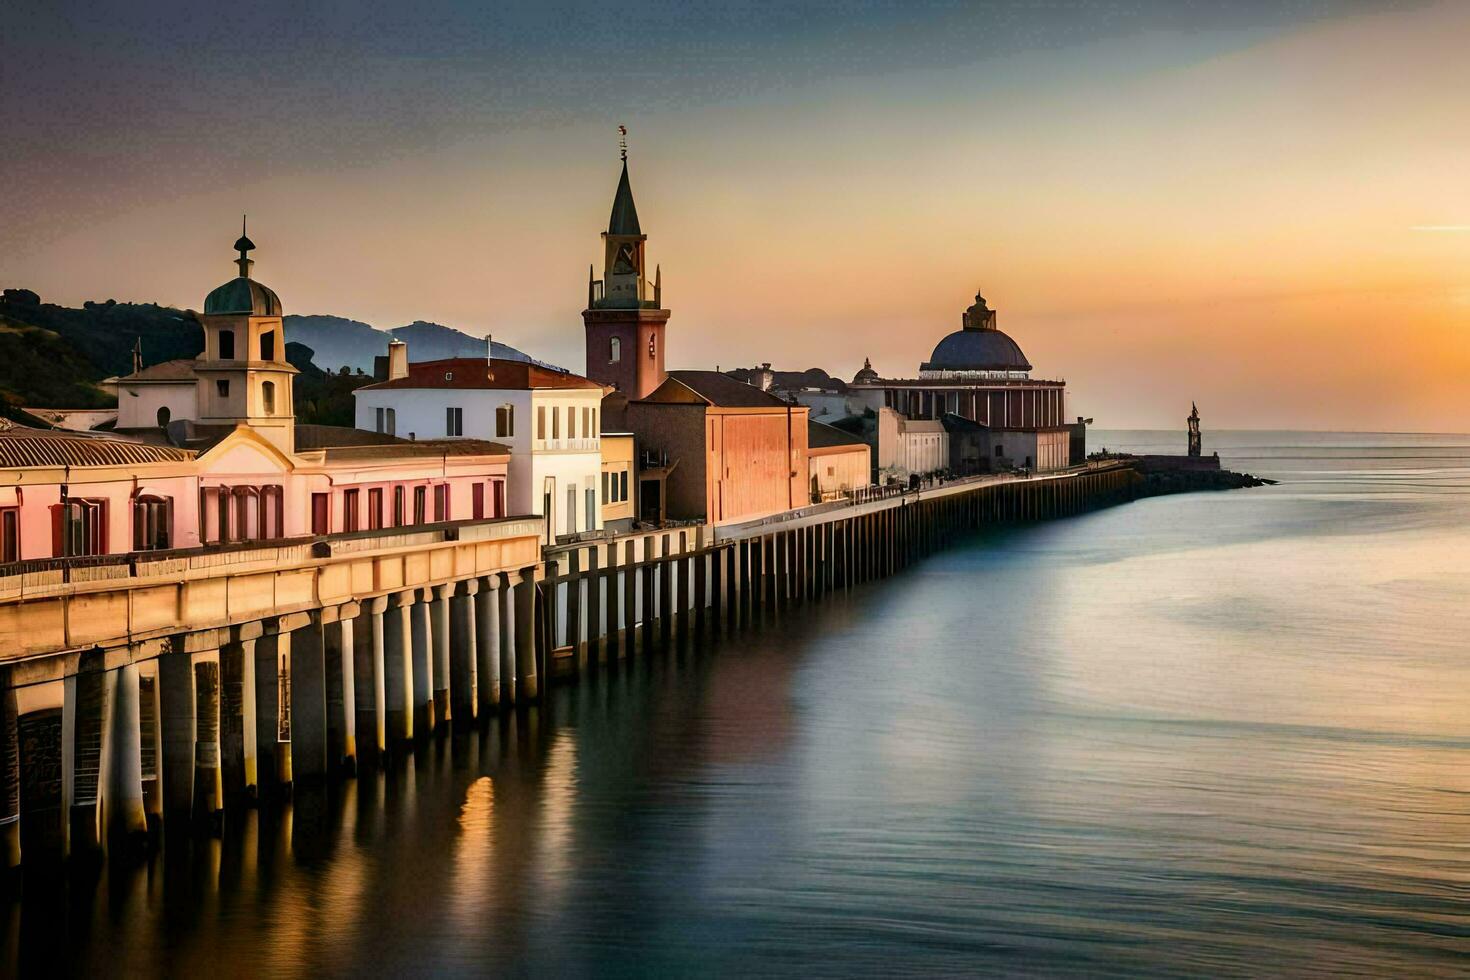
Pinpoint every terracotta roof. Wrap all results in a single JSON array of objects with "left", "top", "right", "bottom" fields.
[
  {"left": 0, "top": 429, "right": 195, "bottom": 467},
  {"left": 808, "top": 419, "right": 868, "bottom": 449},
  {"left": 320, "top": 438, "right": 510, "bottom": 462},
  {"left": 356, "top": 358, "right": 601, "bottom": 392},
  {"left": 294, "top": 425, "right": 411, "bottom": 451},
  {"left": 117, "top": 358, "right": 199, "bottom": 383},
  {"left": 651, "top": 371, "right": 793, "bottom": 409}
]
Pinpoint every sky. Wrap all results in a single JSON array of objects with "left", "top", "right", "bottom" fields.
[{"left": 3, "top": 0, "right": 1467, "bottom": 430}]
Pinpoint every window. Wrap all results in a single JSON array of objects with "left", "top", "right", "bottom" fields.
[
  {"left": 2, "top": 508, "right": 20, "bottom": 563},
  {"left": 393, "top": 486, "right": 406, "bottom": 527},
  {"left": 537, "top": 406, "right": 546, "bottom": 440},
  {"left": 368, "top": 488, "right": 383, "bottom": 530},
  {"left": 496, "top": 405, "right": 514, "bottom": 438},
  {"left": 552, "top": 407, "right": 560, "bottom": 440},
  {"left": 566, "top": 486, "right": 577, "bottom": 534},
  {"left": 610, "top": 337, "right": 621, "bottom": 363},
  {"left": 472, "top": 483, "right": 485, "bottom": 520},
  {"left": 375, "top": 407, "right": 386, "bottom": 433},
  {"left": 586, "top": 487, "right": 596, "bottom": 527},
  {"left": 619, "top": 471, "right": 628, "bottom": 502},
  {"left": 413, "top": 486, "right": 427, "bottom": 525},
  {"left": 583, "top": 407, "right": 591, "bottom": 437},
  {"left": 53, "top": 499, "right": 107, "bottom": 557},
  {"left": 446, "top": 406, "right": 463, "bottom": 437},
  {"left": 601, "top": 472, "right": 609, "bottom": 504},
  {"left": 492, "top": 479, "right": 505, "bottom": 518},
  {"left": 386, "top": 408, "right": 396, "bottom": 436},
  {"left": 262, "top": 380, "right": 276, "bottom": 415},
  {"left": 218, "top": 330, "right": 235, "bottom": 359},
  {"left": 434, "top": 484, "right": 449, "bottom": 522},
  {"left": 568, "top": 407, "right": 576, "bottom": 439},
  {"left": 132, "top": 495, "right": 172, "bottom": 551},
  {"left": 260, "top": 330, "right": 275, "bottom": 361},
  {"left": 217, "top": 379, "right": 230, "bottom": 399},
  {"left": 156, "top": 406, "right": 171, "bottom": 427},
  {"left": 343, "top": 488, "right": 360, "bottom": 532},
  {"left": 311, "top": 493, "right": 330, "bottom": 535}
]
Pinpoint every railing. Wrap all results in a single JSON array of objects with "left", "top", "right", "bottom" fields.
[{"left": 0, "top": 514, "right": 543, "bottom": 601}]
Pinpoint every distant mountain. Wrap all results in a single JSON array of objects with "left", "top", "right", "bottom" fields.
[{"left": 284, "top": 315, "right": 562, "bottom": 374}]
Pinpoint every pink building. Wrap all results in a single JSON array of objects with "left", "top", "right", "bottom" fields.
[{"left": 0, "top": 232, "right": 513, "bottom": 565}]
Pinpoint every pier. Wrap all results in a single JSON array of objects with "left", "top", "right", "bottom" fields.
[{"left": 0, "top": 461, "right": 1138, "bottom": 869}]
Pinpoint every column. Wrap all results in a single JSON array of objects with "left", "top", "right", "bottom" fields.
[
  {"left": 106, "top": 663, "right": 148, "bottom": 846},
  {"left": 606, "top": 544, "right": 623, "bottom": 658},
  {"left": 410, "top": 596, "right": 434, "bottom": 734},
  {"left": 514, "top": 569, "right": 538, "bottom": 702},
  {"left": 324, "top": 615, "right": 357, "bottom": 774},
  {"left": 450, "top": 581, "right": 478, "bottom": 727},
  {"left": 1, "top": 670, "right": 19, "bottom": 868},
  {"left": 158, "top": 648, "right": 195, "bottom": 823},
  {"left": 431, "top": 586, "right": 451, "bottom": 729},
  {"left": 640, "top": 537, "right": 657, "bottom": 652},
  {"left": 192, "top": 656, "right": 223, "bottom": 820},
  {"left": 498, "top": 573, "right": 516, "bottom": 704},
  {"left": 68, "top": 651, "right": 107, "bottom": 854},
  {"left": 253, "top": 632, "right": 291, "bottom": 792},
  {"left": 586, "top": 547, "right": 602, "bottom": 665},
  {"left": 475, "top": 576, "right": 501, "bottom": 712},
  {"left": 289, "top": 618, "right": 328, "bottom": 783},
  {"left": 566, "top": 550, "right": 583, "bottom": 669},
  {"left": 623, "top": 540, "right": 638, "bottom": 658},
  {"left": 383, "top": 597, "right": 414, "bottom": 745},
  {"left": 695, "top": 534, "right": 709, "bottom": 636},
  {"left": 220, "top": 636, "right": 257, "bottom": 803},
  {"left": 354, "top": 600, "right": 387, "bottom": 763}
]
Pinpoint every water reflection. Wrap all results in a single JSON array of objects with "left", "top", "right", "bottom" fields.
[{"left": 5, "top": 433, "right": 1470, "bottom": 975}]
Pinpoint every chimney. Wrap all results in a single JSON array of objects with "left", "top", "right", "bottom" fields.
[
  {"left": 388, "top": 339, "right": 409, "bottom": 380},
  {"left": 485, "top": 333, "right": 494, "bottom": 364}
]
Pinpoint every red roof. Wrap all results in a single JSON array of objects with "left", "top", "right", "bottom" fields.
[{"left": 357, "top": 358, "right": 603, "bottom": 392}]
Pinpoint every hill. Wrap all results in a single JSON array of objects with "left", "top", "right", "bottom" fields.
[{"left": 284, "top": 315, "right": 563, "bottom": 374}]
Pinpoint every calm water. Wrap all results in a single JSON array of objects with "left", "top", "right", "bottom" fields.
[{"left": 7, "top": 430, "right": 1470, "bottom": 977}]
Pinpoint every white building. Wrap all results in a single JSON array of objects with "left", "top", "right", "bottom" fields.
[
  {"left": 354, "top": 344, "right": 606, "bottom": 538},
  {"left": 877, "top": 406, "right": 949, "bottom": 480}
]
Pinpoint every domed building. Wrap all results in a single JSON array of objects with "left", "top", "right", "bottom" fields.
[{"left": 848, "top": 291, "right": 1080, "bottom": 473}]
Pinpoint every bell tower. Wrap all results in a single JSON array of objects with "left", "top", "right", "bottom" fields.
[
  {"left": 583, "top": 130, "right": 670, "bottom": 400},
  {"left": 194, "top": 220, "right": 299, "bottom": 453}
]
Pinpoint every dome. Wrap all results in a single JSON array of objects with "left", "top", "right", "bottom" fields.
[
  {"left": 204, "top": 276, "right": 282, "bottom": 316},
  {"left": 852, "top": 357, "right": 879, "bottom": 384},
  {"left": 921, "top": 328, "right": 1030, "bottom": 372}
]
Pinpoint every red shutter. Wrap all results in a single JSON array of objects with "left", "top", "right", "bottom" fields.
[
  {"left": 51, "top": 503, "right": 64, "bottom": 557},
  {"left": 472, "top": 483, "right": 485, "bottom": 520}
]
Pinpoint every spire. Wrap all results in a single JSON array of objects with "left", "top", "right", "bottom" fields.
[
  {"left": 608, "top": 144, "right": 642, "bottom": 236},
  {"left": 132, "top": 337, "right": 143, "bottom": 375},
  {"left": 233, "top": 214, "right": 255, "bottom": 279}
]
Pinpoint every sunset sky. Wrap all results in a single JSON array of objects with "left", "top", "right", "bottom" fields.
[{"left": 4, "top": 0, "right": 1467, "bottom": 430}]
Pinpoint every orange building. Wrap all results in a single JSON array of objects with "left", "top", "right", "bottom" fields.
[{"left": 624, "top": 372, "right": 809, "bottom": 525}]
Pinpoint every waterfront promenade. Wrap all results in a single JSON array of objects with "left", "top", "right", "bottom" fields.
[{"left": 0, "top": 461, "right": 1137, "bottom": 868}]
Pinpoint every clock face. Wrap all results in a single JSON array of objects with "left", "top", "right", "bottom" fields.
[{"left": 613, "top": 243, "right": 636, "bottom": 275}]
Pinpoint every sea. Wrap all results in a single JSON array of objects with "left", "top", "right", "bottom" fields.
[{"left": 6, "top": 430, "right": 1470, "bottom": 977}]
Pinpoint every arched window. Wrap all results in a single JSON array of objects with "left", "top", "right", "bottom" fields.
[
  {"left": 218, "top": 329, "right": 235, "bottom": 359},
  {"left": 610, "top": 337, "right": 621, "bottom": 363},
  {"left": 262, "top": 381, "right": 276, "bottom": 415},
  {"left": 156, "top": 405, "right": 171, "bottom": 427}
]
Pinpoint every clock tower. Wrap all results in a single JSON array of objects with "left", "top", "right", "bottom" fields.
[{"left": 583, "top": 146, "right": 670, "bottom": 399}]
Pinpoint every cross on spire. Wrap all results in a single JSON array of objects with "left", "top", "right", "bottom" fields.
[
  {"left": 233, "top": 214, "right": 256, "bottom": 279},
  {"left": 618, "top": 125, "right": 628, "bottom": 162}
]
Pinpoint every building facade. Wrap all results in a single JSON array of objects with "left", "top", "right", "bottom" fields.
[
  {"left": 353, "top": 353, "right": 605, "bottom": 539},
  {"left": 582, "top": 156, "right": 670, "bottom": 400},
  {"left": 624, "top": 371, "right": 810, "bottom": 526},
  {"left": 850, "top": 292, "right": 1073, "bottom": 472},
  {"left": 807, "top": 420, "right": 872, "bottom": 502},
  {"left": 1, "top": 234, "right": 515, "bottom": 565}
]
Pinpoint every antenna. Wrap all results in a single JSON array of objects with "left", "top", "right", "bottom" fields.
[{"left": 618, "top": 125, "right": 628, "bottom": 162}]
